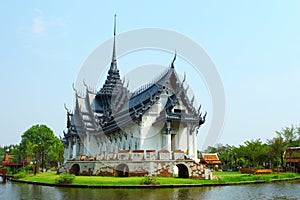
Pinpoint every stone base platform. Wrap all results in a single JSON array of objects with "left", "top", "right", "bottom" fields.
[{"left": 60, "top": 150, "right": 211, "bottom": 179}]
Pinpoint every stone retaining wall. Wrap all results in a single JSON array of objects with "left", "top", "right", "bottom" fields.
[{"left": 61, "top": 150, "right": 211, "bottom": 179}]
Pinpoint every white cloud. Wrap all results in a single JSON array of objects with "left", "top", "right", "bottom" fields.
[
  {"left": 33, "top": 17, "right": 46, "bottom": 34},
  {"left": 16, "top": 8, "right": 70, "bottom": 61},
  {"left": 31, "top": 8, "right": 66, "bottom": 36},
  {"left": 32, "top": 8, "right": 47, "bottom": 35}
]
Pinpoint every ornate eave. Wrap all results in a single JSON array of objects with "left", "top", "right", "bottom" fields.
[{"left": 63, "top": 17, "right": 206, "bottom": 144}]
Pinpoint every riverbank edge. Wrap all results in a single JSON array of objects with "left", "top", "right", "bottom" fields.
[{"left": 8, "top": 177, "right": 300, "bottom": 189}]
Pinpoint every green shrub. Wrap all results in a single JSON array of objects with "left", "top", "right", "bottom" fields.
[
  {"left": 272, "top": 175, "right": 279, "bottom": 179},
  {"left": 140, "top": 176, "right": 159, "bottom": 185},
  {"left": 55, "top": 173, "right": 75, "bottom": 184},
  {"left": 24, "top": 164, "right": 34, "bottom": 172},
  {"left": 286, "top": 173, "right": 296, "bottom": 178},
  {"left": 13, "top": 171, "right": 26, "bottom": 179}
]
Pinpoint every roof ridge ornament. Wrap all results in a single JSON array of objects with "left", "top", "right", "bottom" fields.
[
  {"left": 122, "top": 76, "right": 125, "bottom": 85},
  {"left": 183, "top": 72, "right": 186, "bottom": 83},
  {"left": 171, "top": 50, "right": 177, "bottom": 68},
  {"left": 64, "top": 103, "right": 71, "bottom": 113},
  {"left": 191, "top": 95, "right": 195, "bottom": 104},
  {"left": 83, "top": 79, "right": 90, "bottom": 92},
  {"left": 83, "top": 79, "right": 88, "bottom": 88},
  {"left": 72, "top": 83, "right": 79, "bottom": 96},
  {"left": 198, "top": 105, "right": 201, "bottom": 114}
]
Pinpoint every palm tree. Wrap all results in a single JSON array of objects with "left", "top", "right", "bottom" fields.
[{"left": 267, "top": 136, "right": 286, "bottom": 168}]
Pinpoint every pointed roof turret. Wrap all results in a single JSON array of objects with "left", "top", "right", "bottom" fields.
[
  {"left": 97, "top": 15, "right": 122, "bottom": 96},
  {"left": 96, "top": 15, "right": 126, "bottom": 113},
  {"left": 110, "top": 14, "right": 118, "bottom": 73}
]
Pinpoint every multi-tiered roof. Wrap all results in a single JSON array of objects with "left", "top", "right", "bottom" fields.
[{"left": 63, "top": 16, "right": 206, "bottom": 143}]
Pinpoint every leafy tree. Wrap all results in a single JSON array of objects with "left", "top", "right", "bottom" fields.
[
  {"left": 10, "top": 145, "right": 22, "bottom": 163},
  {"left": 237, "top": 157, "right": 246, "bottom": 168},
  {"left": 217, "top": 144, "right": 234, "bottom": 170},
  {"left": 202, "top": 125, "right": 300, "bottom": 171},
  {"left": 267, "top": 136, "right": 286, "bottom": 168},
  {"left": 19, "top": 124, "right": 64, "bottom": 173},
  {"left": 46, "top": 137, "right": 64, "bottom": 168},
  {"left": 0, "top": 146, "right": 5, "bottom": 161},
  {"left": 203, "top": 140, "right": 272, "bottom": 170},
  {"left": 240, "top": 139, "right": 264, "bottom": 167},
  {"left": 204, "top": 146, "right": 217, "bottom": 153},
  {"left": 276, "top": 125, "right": 298, "bottom": 147}
]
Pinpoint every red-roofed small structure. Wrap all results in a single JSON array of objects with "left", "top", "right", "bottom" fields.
[
  {"left": 0, "top": 152, "right": 26, "bottom": 168},
  {"left": 200, "top": 153, "right": 221, "bottom": 170}
]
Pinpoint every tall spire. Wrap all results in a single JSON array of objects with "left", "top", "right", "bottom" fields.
[
  {"left": 96, "top": 15, "right": 122, "bottom": 99},
  {"left": 110, "top": 14, "right": 117, "bottom": 72}
]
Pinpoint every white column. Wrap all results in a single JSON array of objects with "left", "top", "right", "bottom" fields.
[
  {"left": 75, "top": 138, "right": 79, "bottom": 156},
  {"left": 78, "top": 141, "right": 81, "bottom": 155},
  {"left": 166, "top": 134, "right": 171, "bottom": 151},
  {"left": 189, "top": 131, "right": 195, "bottom": 160},
  {"left": 186, "top": 127, "right": 189, "bottom": 155},
  {"left": 68, "top": 140, "right": 72, "bottom": 158},
  {"left": 193, "top": 129, "right": 198, "bottom": 160},
  {"left": 131, "top": 138, "right": 134, "bottom": 150},
  {"left": 166, "top": 122, "right": 171, "bottom": 151},
  {"left": 72, "top": 143, "right": 76, "bottom": 158},
  {"left": 99, "top": 142, "right": 102, "bottom": 154},
  {"left": 85, "top": 134, "right": 89, "bottom": 155},
  {"left": 105, "top": 141, "right": 109, "bottom": 153},
  {"left": 103, "top": 141, "right": 106, "bottom": 154},
  {"left": 187, "top": 127, "right": 192, "bottom": 157},
  {"left": 64, "top": 147, "right": 67, "bottom": 162},
  {"left": 83, "top": 137, "right": 88, "bottom": 155}
]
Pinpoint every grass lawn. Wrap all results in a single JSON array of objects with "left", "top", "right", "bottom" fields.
[
  {"left": 213, "top": 171, "right": 299, "bottom": 182},
  {"left": 19, "top": 171, "right": 300, "bottom": 186}
]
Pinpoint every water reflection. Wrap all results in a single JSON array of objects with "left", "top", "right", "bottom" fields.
[{"left": 0, "top": 181, "right": 300, "bottom": 200}]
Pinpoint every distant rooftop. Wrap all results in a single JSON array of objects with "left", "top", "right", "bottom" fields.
[{"left": 200, "top": 153, "right": 221, "bottom": 165}]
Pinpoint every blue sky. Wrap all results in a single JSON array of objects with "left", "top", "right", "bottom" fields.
[{"left": 1, "top": 1, "right": 300, "bottom": 149}]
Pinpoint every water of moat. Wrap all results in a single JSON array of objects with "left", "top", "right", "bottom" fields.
[{"left": 1, "top": 179, "right": 300, "bottom": 200}]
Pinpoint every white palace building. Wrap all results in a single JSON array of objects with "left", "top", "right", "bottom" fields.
[{"left": 62, "top": 17, "right": 207, "bottom": 164}]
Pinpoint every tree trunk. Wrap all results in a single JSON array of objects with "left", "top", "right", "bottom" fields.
[
  {"left": 41, "top": 151, "right": 45, "bottom": 172},
  {"left": 34, "top": 150, "right": 38, "bottom": 175},
  {"left": 280, "top": 152, "right": 284, "bottom": 168}
]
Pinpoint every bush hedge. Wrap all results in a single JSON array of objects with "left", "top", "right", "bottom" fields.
[
  {"left": 13, "top": 171, "right": 26, "bottom": 179},
  {"left": 55, "top": 173, "right": 75, "bottom": 184},
  {"left": 140, "top": 176, "right": 159, "bottom": 185}
]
